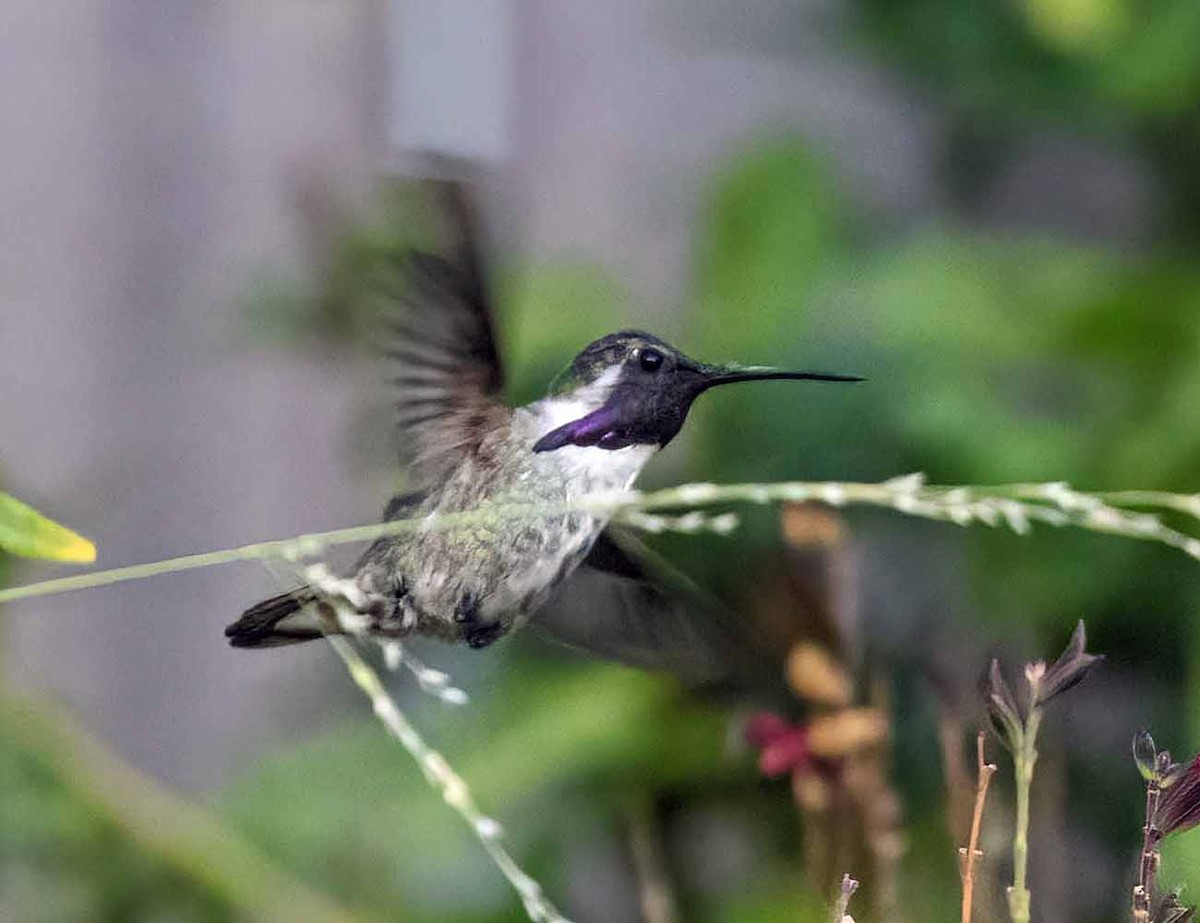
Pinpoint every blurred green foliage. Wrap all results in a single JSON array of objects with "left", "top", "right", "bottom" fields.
[
  {"left": 857, "top": 0, "right": 1200, "bottom": 123},
  {"left": 223, "top": 662, "right": 752, "bottom": 921},
  {"left": 0, "top": 712, "right": 228, "bottom": 923},
  {"left": 856, "top": 0, "right": 1200, "bottom": 232}
]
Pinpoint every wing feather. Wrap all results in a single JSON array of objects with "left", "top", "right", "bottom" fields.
[
  {"left": 533, "top": 528, "right": 754, "bottom": 684},
  {"left": 374, "top": 182, "right": 506, "bottom": 486}
]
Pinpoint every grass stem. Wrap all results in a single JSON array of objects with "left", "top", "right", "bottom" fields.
[
  {"left": 326, "top": 632, "right": 572, "bottom": 923},
  {"left": 1007, "top": 710, "right": 1041, "bottom": 923},
  {"left": 6, "top": 475, "right": 1200, "bottom": 607}
]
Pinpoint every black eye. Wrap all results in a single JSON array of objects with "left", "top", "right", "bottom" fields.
[{"left": 638, "top": 348, "right": 664, "bottom": 372}]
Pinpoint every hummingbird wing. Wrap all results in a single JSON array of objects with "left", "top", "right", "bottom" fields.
[
  {"left": 531, "top": 527, "right": 752, "bottom": 684},
  {"left": 378, "top": 182, "right": 506, "bottom": 486}
]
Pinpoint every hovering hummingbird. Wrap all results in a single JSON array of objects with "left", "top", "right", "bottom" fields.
[{"left": 225, "top": 184, "right": 860, "bottom": 675}]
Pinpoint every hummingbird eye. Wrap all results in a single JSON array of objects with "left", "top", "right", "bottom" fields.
[{"left": 638, "top": 348, "right": 664, "bottom": 373}]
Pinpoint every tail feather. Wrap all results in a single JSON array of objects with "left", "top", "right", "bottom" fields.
[{"left": 225, "top": 587, "right": 324, "bottom": 648}]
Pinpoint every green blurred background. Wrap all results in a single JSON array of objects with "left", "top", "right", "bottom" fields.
[{"left": 4, "top": 1, "right": 1200, "bottom": 921}]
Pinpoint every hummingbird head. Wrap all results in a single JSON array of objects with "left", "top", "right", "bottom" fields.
[{"left": 532, "top": 330, "right": 861, "bottom": 453}]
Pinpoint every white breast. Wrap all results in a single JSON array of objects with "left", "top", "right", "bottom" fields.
[{"left": 484, "top": 395, "right": 656, "bottom": 622}]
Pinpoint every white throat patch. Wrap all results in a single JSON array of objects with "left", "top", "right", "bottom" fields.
[{"left": 523, "top": 366, "right": 655, "bottom": 491}]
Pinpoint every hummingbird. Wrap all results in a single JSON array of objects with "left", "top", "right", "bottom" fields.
[{"left": 225, "top": 183, "right": 860, "bottom": 676}]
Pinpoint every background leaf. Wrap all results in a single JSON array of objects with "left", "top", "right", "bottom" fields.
[{"left": 0, "top": 493, "right": 95, "bottom": 564}]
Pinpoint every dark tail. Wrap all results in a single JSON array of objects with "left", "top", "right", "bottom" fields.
[{"left": 225, "top": 587, "right": 323, "bottom": 648}]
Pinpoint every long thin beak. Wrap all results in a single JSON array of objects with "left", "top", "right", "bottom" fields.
[{"left": 697, "top": 363, "right": 863, "bottom": 391}]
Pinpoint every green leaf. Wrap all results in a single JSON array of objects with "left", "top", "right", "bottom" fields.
[
  {"left": 499, "top": 260, "right": 624, "bottom": 406},
  {"left": 694, "top": 138, "right": 840, "bottom": 356},
  {"left": 0, "top": 493, "right": 95, "bottom": 564}
]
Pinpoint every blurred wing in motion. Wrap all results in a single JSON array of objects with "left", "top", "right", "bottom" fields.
[
  {"left": 533, "top": 527, "right": 757, "bottom": 685},
  {"left": 376, "top": 182, "right": 507, "bottom": 486}
]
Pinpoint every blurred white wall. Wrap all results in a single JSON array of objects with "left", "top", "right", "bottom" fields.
[{"left": 0, "top": 1, "right": 387, "bottom": 789}]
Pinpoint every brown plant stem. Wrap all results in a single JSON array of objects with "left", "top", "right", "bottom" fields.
[
  {"left": 1132, "top": 776, "right": 1162, "bottom": 922},
  {"left": 960, "top": 732, "right": 997, "bottom": 923},
  {"left": 626, "top": 799, "right": 678, "bottom": 923},
  {"left": 863, "top": 677, "right": 904, "bottom": 923},
  {"left": 940, "top": 714, "right": 974, "bottom": 845}
]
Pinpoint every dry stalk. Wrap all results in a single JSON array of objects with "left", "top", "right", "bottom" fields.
[
  {"left": 960, "top": 732, "right": 997, "bottom": 923},
  {"left": 1132, "top": 771, "right": 1162, "bottom": 922},
  {"left": 855, "top": 677, "right": 905, "bottom": 923},
  {"left": 326, "top": 633, "right": 572, "bottom": 923},
  {"left": 938, "top": 713, "right": 974, "bottom": 847},
  {"left": 626, "top": 801, "right": 678, "bottom": 923}
]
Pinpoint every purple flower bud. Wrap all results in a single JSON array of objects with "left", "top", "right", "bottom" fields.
[
  {"left": 982, "top": 658, "right": 1022, "bottom": 750},
  {"left": 1032, "top": 621, "right": 1102, "bottom": 707}
]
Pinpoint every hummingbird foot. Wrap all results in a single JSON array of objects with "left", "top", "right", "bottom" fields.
[
  {"left": 360, "top": 577, "right": 421, "bottom": 638},
  {"left": 454, "top": 591, "right": 507, "bottom": 649}
]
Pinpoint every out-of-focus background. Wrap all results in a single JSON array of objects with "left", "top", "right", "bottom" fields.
[{"left": 4, "top": 2, "right": 1200, "bottom": 921}]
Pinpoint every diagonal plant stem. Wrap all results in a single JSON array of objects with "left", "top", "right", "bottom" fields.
[
  {"left": 1094, "top": 489, "right": 1200, "bottom": 518},
  {"left": 0, "top": 494, "right": 731, "bottom": 603},
  {"left": 4, "top": 475, "right": 1200, "bottom": 606},
  {"left": 326, "top": 632, "right": 572, "bottom": 923}
]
